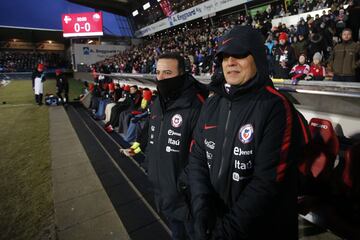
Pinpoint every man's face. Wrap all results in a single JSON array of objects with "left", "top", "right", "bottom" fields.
[
  {"left": 130, "top": 87, "right": 137, "bottom": 94},
  {"left": 222, "top": 54, "right": 257, "bottom": 86},
  {"left": 342, "top": 30, "right": 352, "bottom": 42},
  {"left": 156, "top": 58, "right": 179, "bottom": 81}
]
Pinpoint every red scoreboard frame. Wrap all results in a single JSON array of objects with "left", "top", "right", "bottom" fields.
[{"left": 62, "top": 12, "right": 103, "bottom": 37}]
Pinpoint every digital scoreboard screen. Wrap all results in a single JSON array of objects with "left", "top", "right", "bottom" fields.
[{"left": 62, "top": 12, "right": 103, "bottom": 37}]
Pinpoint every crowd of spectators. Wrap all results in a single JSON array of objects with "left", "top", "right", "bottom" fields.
[
  {"left": 0, "top": 51, "right": 69, "bottom": 72},
  {"left": 135, "top": 0, "right": 207, "bottom": 29},
  {"left": 94, "top": 0, "right": 359, "bottom": 82}
]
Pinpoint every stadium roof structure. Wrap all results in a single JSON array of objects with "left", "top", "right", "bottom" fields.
[{"left": 0, "top": 27, "right": 64, "bottom": 43}]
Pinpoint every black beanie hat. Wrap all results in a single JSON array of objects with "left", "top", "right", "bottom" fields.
[{"left": 216, "top": 25, "right": 271, "bottom": 88}]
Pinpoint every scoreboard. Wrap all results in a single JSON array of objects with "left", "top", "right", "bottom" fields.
[{"left": 62, "top": 12, "right": 103, "bottom": 37}]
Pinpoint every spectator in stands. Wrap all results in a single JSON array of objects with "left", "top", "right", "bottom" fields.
[
  {"left": 296, "top": 18, "right": 309, "bottom": 38},
  {"left": 328, "top": 28, "right": 360, "bottom": 82},
  {"left": 292, "top": 34, "right": 308, "bottom": 59},
  {"left": 306, "top": 52, "right": 326, "bottom": 81},
  {"left": 55, "top": 69, "right": 69, "bottom": 105},
  {"left": 142, "top": 53, "right": 207, "bottom": 240},
  {"left": 32, "top": 63, "right": 46, "bottom": 105},
  {"left": 273, "top": 32, "right": 297, "bottom": 79},
  {"left": 335, "top": 8, "right": 348, "bottom": 35},
  {"left": 290, "top": 54, "right": 310, "bottom": 84},
  {"left": 188, "top": 25, "right": 306, "bottom": 240},
  {"left": 307, "top": 30, "right": 327, "bottom": 61}
]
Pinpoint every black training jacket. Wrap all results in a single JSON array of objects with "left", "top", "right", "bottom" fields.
[
  {"left": 56, "top": 74, "right": 69, "bottom": 93},
  {"left": 188, "top": 25, "right": 309, "bottom": 239},
  {"left": 189, "top": 75, "right": 308, "bottom": 239},
  {"left": 145, "top": 74, "right": 206, "bottom": 221}
]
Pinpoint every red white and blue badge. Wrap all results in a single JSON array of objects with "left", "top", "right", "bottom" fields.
[
  {"left": 171, "top": 114, "right": 183, "bottom": 128},
  {"left": 238, "top": 124, "right": 254, "bottom": 144}
]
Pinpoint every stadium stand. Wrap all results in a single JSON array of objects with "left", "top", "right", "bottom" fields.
[
  {"left": 0, "top": 51, "right": 69, "bottom": 72},
  {"left": 92, "top": 0, "right": 359, "bottom": 82}
]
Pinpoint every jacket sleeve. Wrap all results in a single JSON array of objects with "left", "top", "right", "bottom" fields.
[{"left": 212, "top": 100, "right": 298, "bottom": 239}]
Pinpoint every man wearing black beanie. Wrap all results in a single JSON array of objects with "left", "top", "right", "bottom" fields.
[{"left": 188, "top": 26, "right": 308, "bottom": 240}]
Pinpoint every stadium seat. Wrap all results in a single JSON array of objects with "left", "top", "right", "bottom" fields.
[
  {"left": 302, "top": 118, "right": 339, "bottom": 177},
  {"left": 298, "top": 118, "right": 340, "bottom": 214}
]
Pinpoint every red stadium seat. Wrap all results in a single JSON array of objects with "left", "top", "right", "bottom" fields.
[
  {"left": 298, "top": 118, "right": 340, "bottom": 213},
  {"left": 108, "top": 82, "right": 115, "bottom": 92},
  {"left": 303, "top": 118, "right": 340, "bottom": 178}
]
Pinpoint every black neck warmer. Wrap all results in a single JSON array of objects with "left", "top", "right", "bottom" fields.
[{"left": 157, "top": 74, "right": 185, "bottom": 100}]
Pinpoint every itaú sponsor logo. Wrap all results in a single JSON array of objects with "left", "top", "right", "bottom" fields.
[
  {"left": 168, "top": 138, "right": 180, "bottom": 146},
  {"left": 310, "top": 122, "right": 328, "bottom": 129},
  {"left": 166, "top": 146, "right": 179, "bottom": 153},
  {"left": 234, "top": 159, "right": 253, "bottom": 170},
  {"left": 168, "top": 129, "right": 181, "bottom": 136},
  {"left": 204, "top": 139, "right": 215, "bottom": 150},
  {"left": 233, "top": 147, "right": 253, "bottom": 156}
]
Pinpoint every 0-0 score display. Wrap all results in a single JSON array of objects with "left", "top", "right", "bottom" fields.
[{"left": 62, "top": 12, "right": 103, "bottom": 37}]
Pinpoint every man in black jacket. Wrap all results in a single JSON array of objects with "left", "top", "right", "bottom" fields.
[
  {"left": 188, "top": 26, "right": 308, "bottom": 240},
  {"left": 55, "top": 69, "right": 69, "bottom": 104},
  {"left": 145, "top": 53, "right": 207, "bottom": 240}
]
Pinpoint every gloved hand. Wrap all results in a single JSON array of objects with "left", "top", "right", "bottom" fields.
[{"left": 194, "top": 210, "right": 216, "bottom": 240}]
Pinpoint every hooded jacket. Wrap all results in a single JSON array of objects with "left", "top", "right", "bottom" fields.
[
  {"left": 188, "top": 26, "right": 308, "bottom": 240},
  {"left": 145, "top": 73, "right": 206, "bottom": 220}
]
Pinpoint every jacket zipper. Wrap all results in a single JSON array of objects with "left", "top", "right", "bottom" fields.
[{"left": 218, "top": 101, "right": 232, "bottom": 178}]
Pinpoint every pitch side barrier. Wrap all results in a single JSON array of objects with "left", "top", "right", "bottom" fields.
[{"left": 88, "top": 72, "right": 360, "bottom": 139}]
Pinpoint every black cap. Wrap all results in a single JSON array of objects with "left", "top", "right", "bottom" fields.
[
  {"left": 216, "top": 34, "right": 249, "bottom": 59},
  {"left": 216, "top": 25, "right": 263, "bottom": 59}
]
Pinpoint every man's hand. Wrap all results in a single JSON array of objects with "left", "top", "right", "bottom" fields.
[
  {"left": 194, "top": 210, "right": 217, "bottom": 240},
  {"left": 119, "top": 142, "right": 141, "bottom": 157},
  {"left": 119, "top": 148, "right": 136, "bottom": 157}
]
